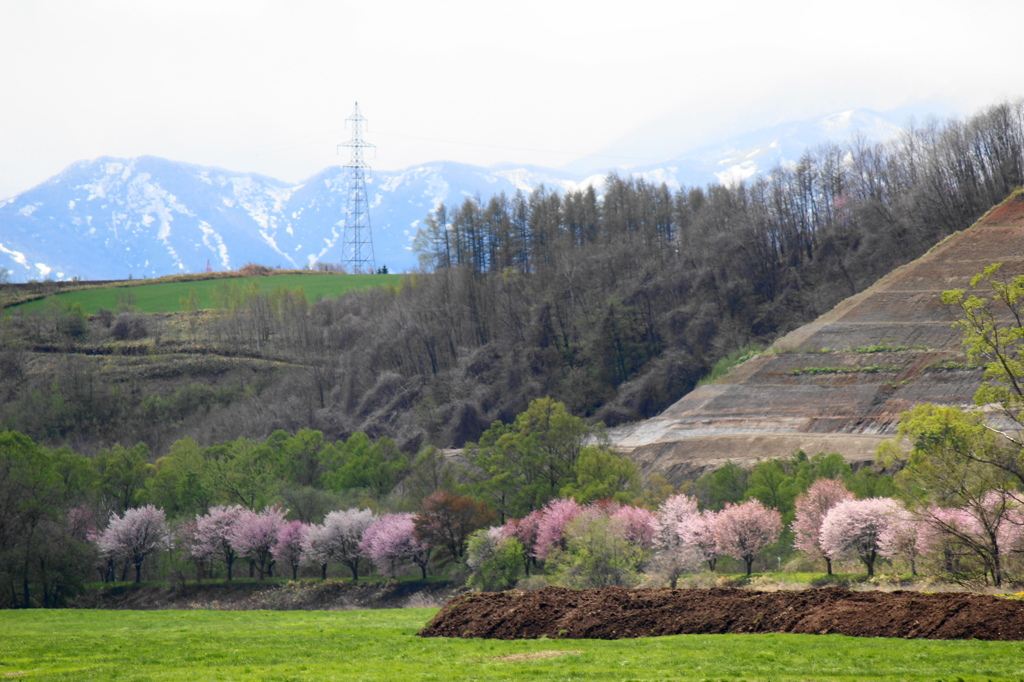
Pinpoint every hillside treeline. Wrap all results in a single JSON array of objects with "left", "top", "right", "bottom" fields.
[
  {"left": 2, "top": 101, "right": 1023, "bottom": 455},
  {"left": 289, "top": 100, "right": 1024, "bottom": 447}
]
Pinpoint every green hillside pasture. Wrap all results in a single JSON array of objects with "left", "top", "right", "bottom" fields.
[
  {"left": 12, "top": 273, "right": 403, "bottom": 315},
  {"left": 2, "top": 608, "right": 1022, "bottom": 681}
]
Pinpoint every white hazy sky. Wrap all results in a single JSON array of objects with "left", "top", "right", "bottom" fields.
[{"left": 1, "top": 0, "right": 1022, "bottom": 200}]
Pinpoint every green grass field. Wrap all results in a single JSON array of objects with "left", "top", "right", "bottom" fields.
[
  {"left": 11, "top": 273, "right": 404, "bottom": 315},
  {"left": 1, "top": 608, "right": 1022, "bottom": 681}
]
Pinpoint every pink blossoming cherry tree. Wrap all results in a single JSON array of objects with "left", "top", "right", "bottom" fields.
[
  {"left": 95, "top": 505, "right": 171, "bottom": 583},
  {"left": 229, "top": 506, "right": 286, "bottom": 580},
  {"left": 819, "top": 497, "right": 898, "bottom": 577},
  {"left": 714, "top": 500, "right": 782, "bottom": 575},
  {"left": 792, "top": 478, "right": 854, "bottom": 575}
]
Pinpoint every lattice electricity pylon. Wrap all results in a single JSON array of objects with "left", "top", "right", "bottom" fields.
[{"left": 337, "top": 101, "right": 376, "bottom": 273}]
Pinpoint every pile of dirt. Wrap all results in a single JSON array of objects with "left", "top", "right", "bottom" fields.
[{"left": 418, "top": 586, "right": 1024, "bottom": 641}]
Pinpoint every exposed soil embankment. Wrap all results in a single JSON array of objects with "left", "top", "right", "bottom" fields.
[
  {"left": 418, "top": 586, "right": 1024, "bottom": 641},
  {"left": 614, "top": 194, "right": 1024, "bottom": 483}
]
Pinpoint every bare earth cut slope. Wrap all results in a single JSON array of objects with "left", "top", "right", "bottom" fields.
[{"left": 611, "top": 193, "right": 1024, "bottom": 483}]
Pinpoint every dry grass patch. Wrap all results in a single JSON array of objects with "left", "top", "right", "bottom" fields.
[{"left": 471, "top": 650, "right": 583, "bottom": 662}]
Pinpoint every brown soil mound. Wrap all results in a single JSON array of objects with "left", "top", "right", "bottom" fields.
[{"left": 418, "top": 586, "right": 1024, "bottom": 641}]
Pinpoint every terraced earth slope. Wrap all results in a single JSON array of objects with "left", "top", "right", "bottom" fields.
[{"left": 611, "top": 192, "right": 1024, "bottom": 483}]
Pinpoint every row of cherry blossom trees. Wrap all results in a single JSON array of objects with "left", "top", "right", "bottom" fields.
[
  {"left": 463, "top": 480, "right": 1024, "bottom": 590},
  {"left": 89, "top": 491, "right": 493, "bottom": 584},
  {"left": 464, "top": 496, "right": 784, "bottom": 589},
  {"left": 90, "top": 476, "right": 1024, "bottom": 588},
  {"left": 794, "top": 478, "right": 1024, "bottom": 584},
  {"left": 67, "top": 398, "right": 1024, "bottom": 588}
]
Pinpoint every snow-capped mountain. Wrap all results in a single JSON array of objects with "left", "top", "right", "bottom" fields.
[
  {"left": 0, "top": 108, "right": 919, "bottom": 282},
  {"left": 627, "top": 109, "right": 909, "bottom": 189},
  {"left": 0, "top": 156, "right": 593, "bottom": 282}
]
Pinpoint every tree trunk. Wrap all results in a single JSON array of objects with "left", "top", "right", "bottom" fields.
[
  {"left": 863, "top": 551, "right": 875, "bottom": 578},
  {"left": 990, "top": 554, "right": 1002, "bottom": 587},
  {"left": 825, "top": 557, "right": 833, "bottom": 576}
]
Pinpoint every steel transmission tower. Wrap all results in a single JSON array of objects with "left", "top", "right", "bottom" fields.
[{"left": 337, "top": 102, "right": 376, "bottom": 272}]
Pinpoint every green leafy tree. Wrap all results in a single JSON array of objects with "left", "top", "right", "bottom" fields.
[
  {"left": 465, "top": 398, "right": 595, "bottom": 520},
  {"left": 0, "top": 431, "right": 91, "bottom": 607},
  {"left": 212, "top": 438, "right": 286, "bottom": 510},
  {"left": 462, "top": 421, "right": 518, "bottom": 522},
  {"left": 844, "top": 466, "right": 896, "bottom": 499},
  {"left": 790, "top": 450, "right": 852, "bottom": 491},
  {"left": 320, "top": 433, "right": 407, "bottom": 498},
  {"left": 49, "top": 447, "right": 97, "bottom": 509},
  {"left": 465, "top": 529, "right": 524, "bottom": 591},
  {"left": 745, "top": 459, "right": 798, "bottom": 517},
  {"left": 400, "top": 446, "right": 459, "bottom": 508},
  {"left": 281, "top": 429, "right": 327, "bottom": 488},
  {"left": 561, "top": 446, "right": 641, "bottom": 504},
  {"left": 694, "top": 461, "right": 748, "bottom": 510},
  {"left": 144, "top": 437, "right": 217, "bottom": 517},
  {"left": 878, "top": 404, "right": 1019, "bottom": 585},
  {"left": 941, "top": 263, "right": 1024, "bottom": 485},
  {"left": 94, "top": 443, "right": 154, "bottom": 514},
  {"left": 547, "top": 512, "right": 647, "bottom": 589}
]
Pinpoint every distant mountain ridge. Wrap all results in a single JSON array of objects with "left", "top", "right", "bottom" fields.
[
  {"left": 0, "top": 156, "right": 584, "bottom": 282},
  {"left": 0, "top": 108, "right": 918, "bottom": 282}
]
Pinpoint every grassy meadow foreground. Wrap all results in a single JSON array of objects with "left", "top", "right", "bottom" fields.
[{"left": 2, "top": 608, "right": 1024, "bottom": 681}]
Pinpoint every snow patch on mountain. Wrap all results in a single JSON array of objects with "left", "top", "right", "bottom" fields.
[
  {"left": 0, "top": 243, "right": 29, "bottom": 269},
  {"left": 198, "top": 221, "right": 230, "bottom": 269},
  {"left": 715, "top": 161, "right": 759, "bottom": 188}
]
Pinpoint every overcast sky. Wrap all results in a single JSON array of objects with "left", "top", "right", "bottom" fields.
[{"left": 1, "top": 0, "right": 1021, "bottom": 200}]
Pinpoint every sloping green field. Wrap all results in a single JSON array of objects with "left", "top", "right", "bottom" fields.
[
  {"left": 1, "top": 608, "right": 1022, "bottom": 681},
  {"left": 10, "top": 273, "right": 403, "bottom": 315}
]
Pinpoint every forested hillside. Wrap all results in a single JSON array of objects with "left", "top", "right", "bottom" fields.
[{"left": 1, "top": 101, "right": 1023, "bottom": 456}]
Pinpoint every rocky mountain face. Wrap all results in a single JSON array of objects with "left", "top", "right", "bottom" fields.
[
  {"left": 610, "top": 193, "right": 1024, "bottom": 484},
  {"left": 0, "top": 109, "right": 911, "bottom": 283}
]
